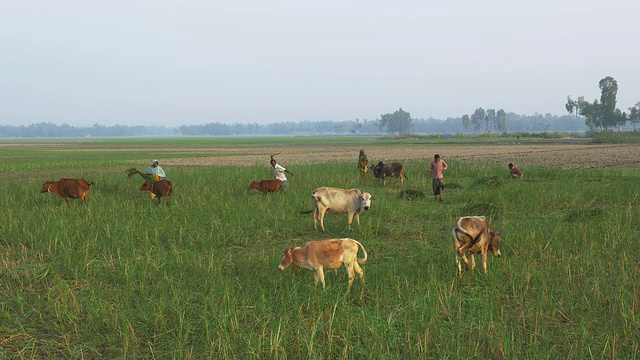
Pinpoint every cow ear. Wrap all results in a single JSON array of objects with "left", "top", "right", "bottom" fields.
[{"left": 370, "top": 195, "right": 377, "bottom": 200}]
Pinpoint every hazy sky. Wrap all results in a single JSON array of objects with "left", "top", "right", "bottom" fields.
[{"left": 1, "top": 1, "right": 638, "bottom": 127}]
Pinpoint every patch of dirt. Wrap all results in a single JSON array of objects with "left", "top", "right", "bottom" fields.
[{"left": 158, "top": 143, "right": 640, "bottom": 169}]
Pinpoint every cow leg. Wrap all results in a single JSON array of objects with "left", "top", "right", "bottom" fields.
[
  {"left": 347, "top": 212, "right": 358, "bottom": 229},
  {"left": 470, "top": 254, "right": 476, "bottom": 272},
  {"left": 317, "top": 267, "right": 326, "bottom": 289},
  {"left": 455, "top": 252, "right": 463, "bottom": 277},
  {"left": 460, "top": 251, "right": 470, "bottom": 269},
  {"left": 319, "top": 209, "right": 327, "bottom": 232},
  {"left": 353, "top": 262, "right": 364, "bottom": 284},
  {"left": 481, "top": 250, "right": 488, "bottom": 274},
  {"left": 345, "top": 264, "right": 357, "bottom": 291},
  {"left": 313, "top": 209, "right": 319, "bottom": 231}
]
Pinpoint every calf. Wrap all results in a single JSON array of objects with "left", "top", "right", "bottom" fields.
[
  {"left": 139, "top": 180, "right": 173, "bottom": 201},
  {"left": 312, "top": 187, "right": 377, "bottom": 232},
  {"left": 40, "top": 178, "right": 92, "bottom": 205},
  {"left": 452, "top": 216, "right": 501, "bottom": 277},
  {"left": 278, "top": 238, "right": 367, "bottom": 291},
  {"left": 370, "top": 161, "right": 405, "bottom": 186},
  {"left": 248, "top": 179, "right": 282, "bottom": 194}
]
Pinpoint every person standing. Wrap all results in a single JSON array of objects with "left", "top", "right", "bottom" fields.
[
  {"left": 145, "top": 159, "right": 166, "bottom": 199},
  {"left": 357, "top": 149, "right": 370, "bottom": 179},
  {"left": 270, "top": 158, "right": 293, "bottom": 190},
  {"left": 429, "top": 154, "right": 448, "bottom": 202},
  {"left": 509, "top": 163, "right": 524, "bottom": 178}
]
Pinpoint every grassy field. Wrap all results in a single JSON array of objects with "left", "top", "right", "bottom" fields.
[{"left": 1, "top": 138, "right": 639, "bottom": 359}]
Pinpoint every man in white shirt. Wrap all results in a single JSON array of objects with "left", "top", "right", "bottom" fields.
[{"left": 270, "top": 158, "right": 293, "bottom": 189}]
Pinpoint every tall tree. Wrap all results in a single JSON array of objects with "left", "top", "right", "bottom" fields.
[
  {"left": 461, "top": 114, "right": 471, "bottom": 131},
  {"left": 485, "top": 109, "right": 496, "bottom": 132},
  {"left": 629, "top": 102, "right": 640, "bottom": 131},
  {"left": 599, "top": 76, "right": 619, "bottom": 129},
  {"left": 378, "top": 108, "right": 412, "bottom": 134},
  {"left": 496, "top": 109, "right": 507, "bottom": 132},
  {"left": 470, "top": 108, "right": 485, "bottom": 133}
]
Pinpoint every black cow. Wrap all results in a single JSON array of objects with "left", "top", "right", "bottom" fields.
[{"left": 370, "top": 161, "right": 405, "bottom": 186}]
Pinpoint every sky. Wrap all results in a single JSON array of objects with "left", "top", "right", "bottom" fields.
[{"left": 1, "top": 0, "right": 638, "bottom": 127}]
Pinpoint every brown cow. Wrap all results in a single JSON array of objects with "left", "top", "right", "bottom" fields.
[
  {"left": 370, "top": 161, "right": 405, "bottom": 186},
  {"left": 311, "top": 187, "right": 377, "bottom": 232},
  {"left": 452, "top": 216, "right": 501, "bottom": 277},
  {"left": 139, "top": 180, "right": 173, "bottom": 201},
  {"left": 278, "top": 238, "right": 367, "bottom": 291},
  {"left": 40, "top": 178, "right": 92, "bottom": 205},
  {"left": 248, "top": 179, "right": 282, "bottom": 194}
]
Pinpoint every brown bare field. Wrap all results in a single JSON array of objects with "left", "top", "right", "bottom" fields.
[{"left": 159, "top": 142, "right": 640, "bottom": 169}]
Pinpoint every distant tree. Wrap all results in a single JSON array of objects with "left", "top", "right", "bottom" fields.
[
  {"left": 599, "top": 76, "right": 621, "bottom": 129},
  {"left": 378, "top": 108, "right": 413, "bottom": 134},
  {"left": 565, "top": 96, "right": 585, "bottom": 118},
  {"left": 485, "top": 109, "right": 496, "bottom": 132},
  {"left": 461, "top": 114, "right": 471, "bottom": 131},
  {"left": 470, "top": 108, "right": 485, "bottom": 133},
  {"left": 496, "top": 109, "right": 507, "bottom": 132},
  {"left": 629, "top": 102, "right": 640, "bottom": 131}
]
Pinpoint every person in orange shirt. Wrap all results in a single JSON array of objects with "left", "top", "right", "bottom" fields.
[{"left": 429, "top": 154, "right": 448, "bottom": 202}]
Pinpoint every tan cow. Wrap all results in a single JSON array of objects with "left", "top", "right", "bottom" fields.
[
  {"left": 452, "top": 216, "right": 502, "bottom": 277},
  {"left": 278, "top": 238, "right": 367, "bottom": 291},
  {"left": 311, "top": 187, "right": 377, "bottom": 232},
  {"left": 40, "top": 178, "right": 92, "bottom": 205}
]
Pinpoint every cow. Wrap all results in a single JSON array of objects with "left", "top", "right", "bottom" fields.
[
  {"left": 311, "top": 187, "right": 377, "bottom": 232},
  {"left": 452, "top": 216, "right": 502, "bottom": 277},
  {"left": 370, "top": 161, "right": 405, "bottom": 186},
  {"left": 139, "top": 180, "right": 174, "bottom": 202},
  {"left": 40, "top": 178, "right": 92, "bottom": 205},
  {"left": 278, "top": 238, "right": 368, "bottom": 291},
  {"left": 248, "top": 179, "right": 282, "bottom": 194}
]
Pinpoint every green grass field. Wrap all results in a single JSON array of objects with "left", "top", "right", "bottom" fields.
[{"left": 1, "top": 138, "right": 639, "bottom": 359}]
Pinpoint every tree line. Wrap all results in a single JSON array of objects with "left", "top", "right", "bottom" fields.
[{"left": 2, "top": 75, "right": 637, "bottom": 138}]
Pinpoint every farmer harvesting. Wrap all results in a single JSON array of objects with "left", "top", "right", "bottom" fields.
[{"left": 145, "top": 159, "right": 166, "bottom": 199}]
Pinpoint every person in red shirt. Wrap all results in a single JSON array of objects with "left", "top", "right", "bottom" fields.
[{"left": 429, "top": 154, "right": 448, "bottom": 202}]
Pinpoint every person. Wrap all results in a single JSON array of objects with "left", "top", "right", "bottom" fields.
[
  {"left": 357, "top": 149, "right": 370, "bottom": 179},
  {"left": 270, "top": 158, "right": 293, "bottom": 190},
  {"left": 509, "top": 163, "right": 524, "bottom": 178},
  {"left": 145, "top": 159, "right": 166, "bottom": 180},
  {"left": 145, "top": 159, "right": 166, "bottom": 199},
  {"left": 429, "top": 154, "right": 448, "bottom": 202}
]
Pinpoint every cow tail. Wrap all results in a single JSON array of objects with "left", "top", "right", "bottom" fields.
[{"left": 354, "top": 240, "right": 368, "bottom": 264}]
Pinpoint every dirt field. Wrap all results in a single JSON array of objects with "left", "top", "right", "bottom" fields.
[{"left": 162, "top": 142, "right": 640, "bottom": 169}]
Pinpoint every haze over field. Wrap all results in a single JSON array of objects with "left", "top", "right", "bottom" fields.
[{"left": 1, "top": 0, "right": 638, "bottom": 127}]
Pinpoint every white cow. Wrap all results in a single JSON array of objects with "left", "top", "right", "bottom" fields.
[
  {"left": 311, "top": 187, "right": 377, "bottom": 232},
  {"left": 278, "top": 238, "right": 368, "bottom": 291}
]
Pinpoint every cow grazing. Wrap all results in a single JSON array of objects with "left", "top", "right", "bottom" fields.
[
  {"left": 311, "top": 187, "right": 377, "bottom": 232},
  {"left": 40, "top": 178, "right": 92, "bottom": 205},
  {"left": 370, "top": 161, "right": 405, "bottom": 186},
  {"left": 248, "top": 179, "right": 282, "bottom": 194},
  {"left": 278, "top": 238, "right": 368, "bottom": 290},
  {"left": 452, "top": 216, "right": 502, "bottom": 277},
  {"left": 139, "top": 180, "right": 174, "bottom": 201}
]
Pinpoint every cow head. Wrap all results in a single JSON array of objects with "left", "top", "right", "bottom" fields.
[
  {"left": 139, "top": 181, "right": 152, "bottom": 192},
  {"left": 278, "top": 247, "right": 295, "bottom": 270},
  {"left": 248, "top": 181, "right": 260, "bottom": 191},
  {"left": 357, "top": 192, "right": 376, "bottom": 212},
  {"left": 40, "top": 181, "right": 53, "bottom": 193},
  {"left": 489, "top": 231, "right": 502, "bottom": 257},
  {"left": 370, "top": 162, "right": 384, "bottom": 178}
]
